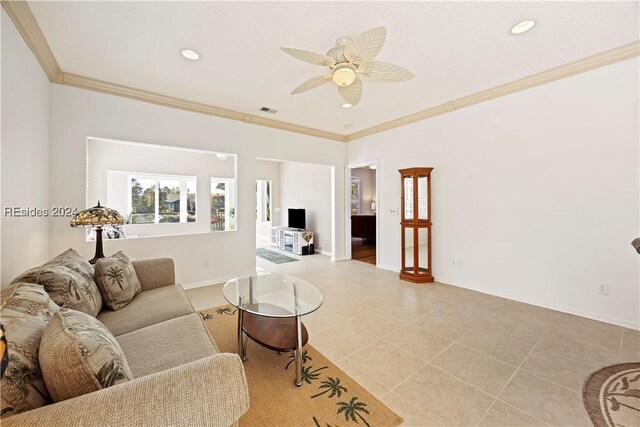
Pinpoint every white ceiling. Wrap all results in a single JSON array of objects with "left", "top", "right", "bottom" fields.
[{"left": 29, "top": 1, "right": 639, "bottom": 135}]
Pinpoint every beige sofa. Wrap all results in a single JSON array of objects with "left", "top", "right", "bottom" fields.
[{"left": 3, "top": 257, "right": 249, "bottom": 427}]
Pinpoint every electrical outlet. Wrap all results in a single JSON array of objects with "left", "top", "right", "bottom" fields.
[
  {"left": 452, "top": 258, "right": 464, "bottom": 269},
  {"left": 390, "top": 208, "right": 398, "bottom": 215},
  {"left": 204, "top": 259, "right": 210, "bottom": 269},
  {"left": 598, "top": 282, "right": 609, "bottom": 295}
]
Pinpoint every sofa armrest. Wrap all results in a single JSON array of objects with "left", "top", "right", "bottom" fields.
[
  {"left": 2, "top": 354, "right": 249, "bottom": 427},
  {"left": 132, "top": 257, "right": 176, "bottom": 291}
]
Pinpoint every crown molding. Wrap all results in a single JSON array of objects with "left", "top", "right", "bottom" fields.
[
  {"left": 1, "top": 0, "right": 62, "bottom": 83},
  {"left": 60, "top": 72, "right": 346, "bottom": 142},
  {"left": 2, "top": 0, "right": 346, "bottom": 142},
  {"left": 3, "top": 0, "right": 638, "bottom": 144},
  {"left": 345, "top": 40, "right": 640, "bottom": 141}
]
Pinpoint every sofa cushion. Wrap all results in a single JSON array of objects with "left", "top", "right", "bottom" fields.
[
  {"left": 94, "top": 251, "right": 141, "bottom": 311},
  {"left": 116, "top": 313, "right": 219, "bottom": 378},
  {"left": 0, "top": 283, "right": 60, "bottom": 418},
  {"left": 97, "top": 285, "right": 194, "bottom": 336},
  {"left": 39, "top": 309, "right": 134, "bottom": 402},
  {"left": 131, "top": 257, "right": 175, "bottom": 291},
  {"left": 11, "top": 249, "right": 102, "bottom": 317}
]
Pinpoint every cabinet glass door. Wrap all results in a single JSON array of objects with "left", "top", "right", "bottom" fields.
[
  {"left": 417, "top": 175, "right": 428, "bottom": 220},
  {"left": 403, "top": 176, "right": 414, "bottom": 220},
  {"left": 418, "top": 228, "right": 429, "bottom": 274},
  {"left": 403, "top": 227, "right": 414, "bottom": 274}
]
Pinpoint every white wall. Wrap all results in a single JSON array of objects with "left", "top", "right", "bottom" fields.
[
  {"left": 49, "top": 84, "right": 346, "bottom": 285},
  {"left": 88, "top": 138, "right": 234, "bottom": 237},
  {"left": 351, "top": 167, "right": 376, "bottom": 215},
  {"left": 280, "top": 161, "right": 332, "bottom": 254},
  {"left": 1, "top": 11, "right": 51, "bottom": 286},
  {"left": 348, "top": 59, "right": 640, "bottom": 329}
]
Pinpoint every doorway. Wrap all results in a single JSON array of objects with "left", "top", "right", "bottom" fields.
[
  {"left": 349, "top": 164, "right": 377, "bottom": 265},
  {"left": 255, "top": 158, "right": 336, "bottom": 260}
]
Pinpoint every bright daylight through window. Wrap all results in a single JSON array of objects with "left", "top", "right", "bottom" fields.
[{"left": 128, "top": 174, "right": 196, "bottom": 224}]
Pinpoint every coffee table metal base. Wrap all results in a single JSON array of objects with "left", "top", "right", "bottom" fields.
[{"left": 237, "top": 306, "right": 309, "bottom": 386}]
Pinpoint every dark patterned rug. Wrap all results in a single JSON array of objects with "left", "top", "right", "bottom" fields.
[
  {"left": 583, "top": 362, "right": 640, "bottom": 427},
  {"left": 256, "top": 248, "right": 299, "bottom": 264},
  {"left": 200, "top": 305, "right": 402, "bottom": 427}
]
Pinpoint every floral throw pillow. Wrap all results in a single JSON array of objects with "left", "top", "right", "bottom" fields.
[
  {"left": 10, "top": 249, "right": 102, "bottom": 317},
  {"left": 0, "top": 283, "right": 60, "bottom": 418},
  {"left": 39, "top": 309, "right": 134, "bottom": 402},
  {"left": 94, "top": 251, "right": 141, "bottom": 311}
]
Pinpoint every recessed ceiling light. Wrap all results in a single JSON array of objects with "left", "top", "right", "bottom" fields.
[
  {"left": 216, "top": 153, "right": 229, "bottom": 160},
  {"left": 344, "top": 124, "right": 354, "bottom": 129},
  {"left": 510, "top": 20, "right": 536, "bottom": 35},
  {"left": 181, "top": 49, "right": 200, "bottom": 60},
  {"left": 342, "top": 103, "right": 353, "bottom": 109}
]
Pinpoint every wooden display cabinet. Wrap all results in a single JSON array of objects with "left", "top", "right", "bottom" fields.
[{"left": 399, "top": 167, "right": 434, "bottom": 283}]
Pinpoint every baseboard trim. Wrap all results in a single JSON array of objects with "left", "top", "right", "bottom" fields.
[
  {"left": 377, "top": 264, "right": 400, "bottom": 273},
  {"left": 181, "top": 275, "right": 237, "bottom": 290},
  {"left": 435, "top": 279, "right": 639, "bottom": 331},
  {"left": 316, "top": 250, "right": 332, "bottom": 256}
]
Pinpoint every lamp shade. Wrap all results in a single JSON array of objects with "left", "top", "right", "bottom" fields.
[{"left": 70, "top": 201, "right": 124, "bottom": 228}]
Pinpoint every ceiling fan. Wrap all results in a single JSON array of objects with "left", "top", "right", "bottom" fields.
[{"left": 281, "top": 27, "right": 414, "bottom": 107}]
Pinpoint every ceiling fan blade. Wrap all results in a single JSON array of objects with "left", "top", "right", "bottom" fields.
[
  {"left": 338, "top": 78, "right": 363, "bottom": 105},
  {"left": 291, "top": 75, "right": 332, "bottom": 95},
  {"left": 281, "top": 47, "right": 336, "bottom": 67},
  {"left": 358, "top": 61, "right": 415, "bottom": 82},
  {"left": 343, "top": 27, "right": 386, "bottom": 64}
]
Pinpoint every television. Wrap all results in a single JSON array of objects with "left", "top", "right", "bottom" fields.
[{"left": 288, "top": 208, "right": 306, "bottom": 230}]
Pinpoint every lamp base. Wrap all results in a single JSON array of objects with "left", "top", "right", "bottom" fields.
[{"left": 89, "top": 227, "right": 105, "bottom": 264}]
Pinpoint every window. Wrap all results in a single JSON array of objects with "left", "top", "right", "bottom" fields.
[
  {"left": 128, "top": 174, "right": 196, "bottom": 224},
  {"left": 211, "top": 178, "right": 236, "bottom": 231},
  {"left": 130, "top": 177, "right": 156, "bottom": 224},
  {"left": 351, "top": 177, "right": 361, "bottom": 214},
  {"left": 256, "top": 180, "right": 272, "bottom": 223}
]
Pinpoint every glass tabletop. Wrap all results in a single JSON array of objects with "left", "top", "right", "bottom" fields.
[{"left": 223, "top": 272, "right": 323, "bottom": 318}]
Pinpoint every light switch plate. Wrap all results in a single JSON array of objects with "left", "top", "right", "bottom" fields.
[{"left": 390, "top": 208, "right": 398, "bottom": 215}]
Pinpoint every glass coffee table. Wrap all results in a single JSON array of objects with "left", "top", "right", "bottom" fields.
[{"left": 223, "top": 272, "right": 323, "bottom": 386}]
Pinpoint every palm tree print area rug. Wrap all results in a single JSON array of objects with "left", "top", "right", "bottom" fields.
[
  {"left": 583, "top": 362, "right": 640, "bottom": 427},
  {"left": 200, "top": 305, "right": 402, "bottom": 427}
]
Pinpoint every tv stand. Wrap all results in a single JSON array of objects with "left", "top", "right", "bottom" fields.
[{"left": 271, "top": 227, "right": 314, "bottom": 255}]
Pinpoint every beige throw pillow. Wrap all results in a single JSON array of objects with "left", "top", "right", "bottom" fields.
[
  {"left": 39, "top": 309, "right": 134, "bottom": 402},
  {"left": 10, "top": 249, "right": 102, "bottom": 317},
  {"left": 0, "top": 283, "right": 60, "bottom": 418},
  {"left": 94, "top": 251, "right": 142, "bottom": 310}
]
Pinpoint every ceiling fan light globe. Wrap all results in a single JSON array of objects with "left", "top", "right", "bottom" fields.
[{"left": 332, "top": 66, "right": 356, "bottom": 87}]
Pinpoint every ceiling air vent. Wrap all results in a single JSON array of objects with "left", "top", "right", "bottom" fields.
[{"left": 259, "top": 106, "right": 278, "bottom": 114}]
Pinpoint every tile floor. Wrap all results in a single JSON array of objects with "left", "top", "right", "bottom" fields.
[{"left": 185, "top": 253, "right": 640, "bottom": 426}]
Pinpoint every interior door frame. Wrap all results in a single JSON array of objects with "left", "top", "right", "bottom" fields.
[{"left": 345, "top": 160, "right": 379, "bottom": 266}]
